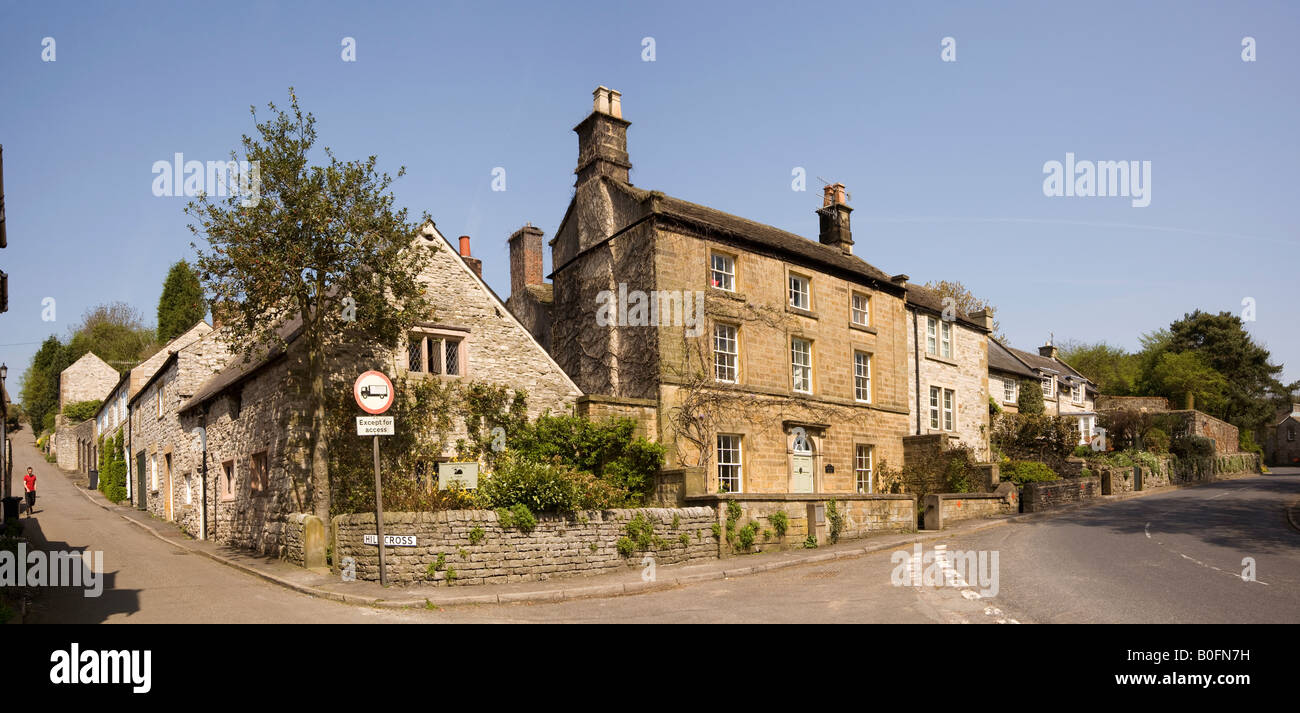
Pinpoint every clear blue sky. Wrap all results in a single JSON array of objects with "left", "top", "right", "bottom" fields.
[{"left": 1, "top": 0, "right": 1296, "bottom": 390}]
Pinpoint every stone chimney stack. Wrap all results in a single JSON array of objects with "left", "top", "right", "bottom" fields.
[
  {"left": 1039, "top": 340, "right": 1059, "bottom": 360},
  {"left": 508, "top": 224, "right": 545, "bottom": 297},
  {"left": 816, "top": 183, "right": 853, "bottom": 255},
  {"left": 970, "top": 308, "right": 994, "bottom": 331},
  {"left": 458, "top": 235, "right": 482, "bottom": 279},
  {"left": 574, "top": 86, "right": 631, "bottom": 187}
]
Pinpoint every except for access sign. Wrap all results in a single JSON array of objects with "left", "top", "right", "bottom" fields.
[{"left": 356, "top": 416, "right": 394, "bottom": 436}]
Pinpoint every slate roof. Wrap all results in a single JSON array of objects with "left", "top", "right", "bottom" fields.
[
  {"left": 904, "top": 282, "right": 991, "bottom": 332},
  {"left": 178, "top": 317, "right": 304, "bottom": 415},
  {"left": 606, "top": 179, "right": 905, "bottom": 295},
  {"left": 988, "top": 338, "right": 1038, "bottom": 379}
]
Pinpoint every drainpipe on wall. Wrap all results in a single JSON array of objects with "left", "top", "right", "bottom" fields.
[
  {"left": 913, "top": 308, "right": 923, "bottom": 435},
  {"left": 192, "top": 418, "right": 207, "bottom": 541}
]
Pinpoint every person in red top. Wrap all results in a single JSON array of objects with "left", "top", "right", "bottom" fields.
[{"left": 22, "top": 467, "right": 36, "bottom": 517}]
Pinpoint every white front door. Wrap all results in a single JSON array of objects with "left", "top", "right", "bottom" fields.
[{"left": 790, "top": 430, "right": 814, "bottom": 493}]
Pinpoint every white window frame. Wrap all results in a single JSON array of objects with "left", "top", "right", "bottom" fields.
[
  {"left": 788, "top": 274, "right": 810, "bottom": 310},
  {"left": 184, "top": 473, "right": 193, "bottom": 505},
  {"left": 1003, "top": 378, "right": 1018, "bottom": 403},
  {"left": 151, "top": 454, "right": 159, "bottom": 492},
  {"left": 929, "top": 386, "right": 941, "bottom": 429},
  {"left": 854, "top": 351, "right": 871, "bottom": 403},
  {"left": 1072, "top": 383, "right": 1083, "bottom": 405},
  {"left": 943, "top": 388, "right": 955, "bottom": 431},
  {"left": 855, "top": 444, "right": 873, "bottom": 494},
  {"left": 926, "top": 317, "right": 938, "bottom": 355},
  {"left": 156, "top": 384, "right": 164, "bottom": 419},
  {"left": 791, "top": 337, "right": 812, "bottom": 394},
  {"left": 1041, "top": 376, "right": 1055, "bottom": 398},
  {"left": 851, "top": 292, "right": 870, "bottom": 326},
  {"left": 713, "top": 323, "right": 738, "bottom": 383},
  {"left": 711, "top": 253, "right": 735, "bottom": 291},
  {"left": 940, "top": 321, "right": 953, "bottom": 358},
  {"left": 716, "top": 434, "right": 743, "bottom": 493}
]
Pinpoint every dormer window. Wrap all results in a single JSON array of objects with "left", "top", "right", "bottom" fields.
[{"left": 1041, "top": 376, "right": 1055, "bottom": 398}]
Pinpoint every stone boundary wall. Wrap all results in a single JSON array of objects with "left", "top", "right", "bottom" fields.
[
  {"left": 922, "top": 483, "right": 1018, "bottom": 530},
  {"left": 333, "top": 507, "right": 716, "bottom": 586},
  {"left": 1096, "top": 395, "right": 1171, "bottom": 412},
  {"left": 689, "top": 493, "right": 917, "bottom": 555},
  {"left": 1021, "top": 476, "right": 1101, "bottom": 512},
  {"left": 1092, "top": 453, "right": 1260, "bottom": 495}
]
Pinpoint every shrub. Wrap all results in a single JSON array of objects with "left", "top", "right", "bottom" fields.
[
  {"left": 1073, "top": 445, "right": 1093, "bottom": 458},
  {"left": 1017, "top": 379, "right": 1045, "bottom": 415},
  {"left": 769, "top": 511, "right": 789, "bottom": 538},
  {"left": 62, "top": 400, "right": 102, "bottom": 423},
  {"left": 478, "top": 453, "right": 621, "bottom": 513},
  {"left": 735, "top": 522, "right": 759, "bottom": 550},
  {"left": 1240, "top": 430, "right": 1264, "bottom": 459},
  {"left": 991, "top": 413, "right": 1078, "bottom": 467},
  {"left": 495, "top": 503, "right": 536, "bottom": 533},
  {"left": 468, "top": 526, "right": 485, "bottom": 545},
  {"left": 1001, "top": 460, "right": 1058, "bottom": 485},
  {"left": 507, "top": 414, "right": 666, "bottom": 505},
  {"left": 803, "top": 534, "right": 818, "bottom": 549},
  {"left": 1171, "top": 435, "right": 1214, "bottom": 459},
  {"left": 1143, "top": 428, "right": 1170, "bottom": 454},
  {"left": 826, "top": 499, "right": 845, "bottom": 544}
]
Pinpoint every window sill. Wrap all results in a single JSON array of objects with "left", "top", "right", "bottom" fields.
[
  {"left": 849, "top": 322, "right": 877, "bottom": 335},
  {"left": 924, "top": 353, "right": 958, "bottom": 367},
  {"left": 707, "top": 287, "right": 746, "bottom": 302},
  {"left": 785, "top": 305, "right": 818, "bottom": 319}
]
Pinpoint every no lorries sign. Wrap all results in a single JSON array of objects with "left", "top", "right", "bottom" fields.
[{"left": 354, "top": 370, "right": 395, "bottom": 415}]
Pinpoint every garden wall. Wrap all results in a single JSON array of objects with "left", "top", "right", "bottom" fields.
[
  {"left": 691, "top": 493, "right": 917, "bottom": 556},
  {"left": 922, "top": 483, "right": 1018, "bottom": 530},
  {"left": 1021, "top": 476, "right": 1101, "bottom": 512},
  {"left": 332, "top": 507, "right": 716, "bottom": 586}
]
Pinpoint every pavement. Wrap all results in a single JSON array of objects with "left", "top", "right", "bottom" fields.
[{"left": 10, "top": 420, "right": 1296, "bottom": 623}]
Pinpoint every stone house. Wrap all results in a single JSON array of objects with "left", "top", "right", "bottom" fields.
[
  {"left": 1001, "top": 339, "right": 1099, "bottom": 445},
  {"left": 987, "top": 336, "right": 1039, "bottom": 415},
  {"left": 174, "top": 223, "right": 582, "bottom": 554},
  {"left": 514, "top": 87, "right": 914, "bottom": 500},
  {"left": 903, "top": 283, "right": 993, "bottom": 460},
  {"left": 54, "top": 351, "right": 119, "bottom": 471},
  {"left": 93, "top": 320, "right": 213, "bottom": 504},
  {"left": 1265, "top": 403, "right": 1300, "bottom": 466}
]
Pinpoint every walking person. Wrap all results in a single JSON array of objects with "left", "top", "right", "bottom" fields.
[{"left": 22, "top": 467, "right": 36, "bottom": 516}]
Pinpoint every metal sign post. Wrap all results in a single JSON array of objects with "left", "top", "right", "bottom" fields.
[{"left": 354, "top": 370, "right": 396, "bottom": 586}]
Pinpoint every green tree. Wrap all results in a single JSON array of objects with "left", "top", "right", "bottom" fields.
[
  {"left": 1155, "top": 311, "right": 1293, "bottom": 432},
  {"left": 156, "top": 260, "right": 207, "bottom": 343},
  {"left": 1148, "top": 351, "right": 1228, "bottom": 412},
  {"left": 19, "top": 336, "right": 72, "bottom": 433},
  {"left": 1017, "top": 378, "right": 1045, "bottom": 415},
  {"left": 188, "top": 89, "right": 435, "bottom": 522},
  {"left": 65, "top": 302, "right": 158, "bottom": 369},
  {"left": 1057, "top": 340, "right": 1140, "bottom": 395}
]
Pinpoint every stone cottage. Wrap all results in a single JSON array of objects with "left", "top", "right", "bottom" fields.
[
  {"left": 904, "top": 283, "right": 993, "bottom": 459},
  {"left": 1265, "top": 402, "right": 1300, "bottom": 466},
  {"left": 175, "top": 223, "right": 582, "bottom": 555},
  {"left": 513, "top": 87, "right": 915, "bottom": 500},
  {"left": 987, "top": 336, "right": 1039, "bottom": 415},
  {"left": 129, "top": 324, "right": 231, "bottom": 531},
  {"left": 94, "top": 320, "right": 213, "bottom": 505},
  {"left": 54, "top": 351, "right": 119, "bottom": 471},
  {"left": 1000, "top": 339, "right": 1099, "bottom": 444}
]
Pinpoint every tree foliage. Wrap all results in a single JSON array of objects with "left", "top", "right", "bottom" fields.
[
  {"left": 156, "top": 260, "right": 207, "bottom": 343},
  {"left": 1016, "top": 378, "right": 1045, "bottom": 415},
  {"left": 187, "top": 89, "right": 434, "bottom": 521}
]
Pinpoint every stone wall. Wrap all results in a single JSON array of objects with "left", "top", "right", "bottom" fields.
[
  {"left": 1021, "top": 476, "right": 1101, "bottom": 512},
  {"left": 692, "top": 493, "right": 916, "bottom": 555},
  {"left": 1174, "top": 410, "right": 1239, "bottom": 454},
  {"left": 1096, "top": 395, "right": 1170, "bottom": 412},
  {"left": 332, "top": 507, "right": 717, "bottom": 586},
  {"left": 922, "top": 483, "right": 1018, "bottom": 530},
  {"left": 575, "top": 394, "right": 659, "bottom": 441}
]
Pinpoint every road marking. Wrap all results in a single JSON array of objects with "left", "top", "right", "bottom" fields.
[
  {"left": 1144, "top": 522, "right": 1151, "bottom": 539},
  {"left": 1144, "top": 521, "right": 1269, "bottom": 585}
]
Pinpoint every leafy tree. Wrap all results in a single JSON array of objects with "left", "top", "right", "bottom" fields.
[
  {"left": 1148, "top": 351, "right": 1228, "bottom": 411},
  {"left": 1158, "top": 311, "right": 1293, "bottom": 432},
  {"left": 922, "top": 280, "right": 1008, "bottom": 342},
  {"left": 1058, "top": 340, "right": 1140, "bottom": 395},
  {"left": 156, "top": 260, "right": 207, "bottom": 343},
  {"left": 65, "top": 302, "right": 158, "bottom": 369},
  {"left": 18, "top": 336, "right": 71, "bottom": 433},
  {"left": 1017, "top": 378, "right": 1045, "bottom": 415},
  {"left": 188, "top": 89, "right": 434, "bottom": 522}
]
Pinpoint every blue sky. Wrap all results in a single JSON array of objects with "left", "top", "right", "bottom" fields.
[{"left": 1, "top": 0, "right": 1296, "bottom": 388}]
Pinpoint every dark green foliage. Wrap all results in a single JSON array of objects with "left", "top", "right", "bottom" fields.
[
  {"left": 769, "top": 511, "right": 789, "bottom": 538},
  {"left": 454, "top": 382, "right": 528, "bottom": 469},
  {"left": 495, "top": 503, "right": 536, "bottom": 533},
  {"left": 1058, "top": 340, "right": 1140, "bottom": 395},
  {"left": 826, "top": 499, "right": 845, "bottom": 544},
  {"left": 1143, "top": 428, "right": 1170, "bottom": 454},
  {"left": 19, "top": 336, "right": 70, "bottom": 433},
  {"left": 97, "top": 429, "right": 128, "bottom": 503},
  {"left": 506, "top": 414, "right": 665, "bottom": 504},
  {"left": 991, "top": 413, "right": 1077, "bottom": 466},
  {"left": 156, "top": 260, "right": 207, "bottom": 343},
  {"left": 1001, "top": 460, "right": 1058, "bottom": 485},
  {"left": 479, "top": 453, "right": 622, "bottom": 514},
  {"left": 1170, "top": 435, "right": 1215, "bottom": 459},
  {"left": 1017, "top": 378, "right": 1045, "bottom": 415},
  {"left": 62, "top": 400, "right": 102, "bottom": 423},
  {"left": 735, "top": 521, "right": 760, "bottom": 550}
]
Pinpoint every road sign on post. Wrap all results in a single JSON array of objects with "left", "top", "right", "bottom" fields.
[{"left": 354, "top": 370, "right": 395, "bottom": 586}]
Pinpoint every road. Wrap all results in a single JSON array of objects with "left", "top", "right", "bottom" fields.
[{"left": 13, "top": 422, "right": 1299, "bottom": 623}]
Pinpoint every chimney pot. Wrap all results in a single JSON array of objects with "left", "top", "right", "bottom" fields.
[
  {"left": 1039, "top": 343, "right": 1059, "bottom": 360},
  {"left": 575, "top": 87, "right": 632, "bottom": 187},
  {"left": 458, "top": 235, "right": 472, "bottom": 257}
]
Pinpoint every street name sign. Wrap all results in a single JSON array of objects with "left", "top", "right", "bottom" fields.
[{"left": 363, "top": 534, "right": 417, "bottom": 547}]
